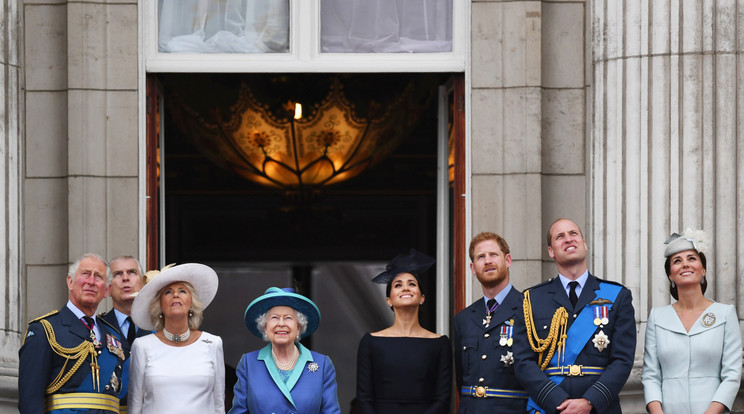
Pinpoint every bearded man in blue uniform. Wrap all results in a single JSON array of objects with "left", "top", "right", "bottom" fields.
[
  {"left": 513, "top": 219, "right": 636, "bottom": 414},
  {"left": 18, "top": 253, "right": 128, "bottom": 414},
  {"left": 454, "top": 232, "right": 528, "bottom": 413}
]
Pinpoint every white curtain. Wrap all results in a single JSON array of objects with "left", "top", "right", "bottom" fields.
[
  {"left": 158, "top": 0, "right": 452, "bottom": 54},
  {"left": 321, "top": 0, "right": 452, "bottom": 53},
  {"left": 158, "top": 0, "right": 289, "bottom": 53}
]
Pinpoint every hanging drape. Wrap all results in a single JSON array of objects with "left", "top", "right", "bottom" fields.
[{"left": 157, "top": 0, "right": 452, "bottom": 54}]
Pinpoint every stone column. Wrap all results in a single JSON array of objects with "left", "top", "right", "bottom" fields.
[
  {"left": 17, "top": 0, "right": 139, "bottom": 409},
  {"left": 470, "top": 1, "right": 544, "bottom": 297},
  {"left": 591, "top": 0, "right": 744, "bottom": 409},
  {"left": 0, "top": 1, "right": 22, "bottom": 410}
]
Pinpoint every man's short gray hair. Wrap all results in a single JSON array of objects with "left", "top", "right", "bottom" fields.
[
  {"left": 107, "top": 255, "right": 143, "bottom": 283},
  {"left": 68, "top": 253, "right": 107, "bottom": 281}
]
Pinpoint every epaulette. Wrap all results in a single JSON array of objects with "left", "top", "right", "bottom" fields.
[
  {"left": 23, "top": 310, "right": 58, "bottom": 345},
  {"left": 27, "top": 310, "right": 58, "bottom": 324},
  {"left": 524, "top": 278, "right": 555, "bottom": 293},
  {"left": 598, "top": 278, "right": 626, "bottom": 287}
]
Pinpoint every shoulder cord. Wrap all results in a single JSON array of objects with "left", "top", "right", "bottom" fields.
[
  {"left": 523, "top": 290, "right": 569, "bottom": 370},
  {"left": 39, "top": 319, "right": 99, "bottom": 394}
]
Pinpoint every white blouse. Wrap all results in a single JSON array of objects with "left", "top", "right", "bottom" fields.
[{"left": 128, "top": 332, "right": 225, "bottom": 414}]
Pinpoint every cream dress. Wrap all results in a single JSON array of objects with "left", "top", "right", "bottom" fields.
[{"left": 128, "top": 332, "right": 226, "bottom": 414}]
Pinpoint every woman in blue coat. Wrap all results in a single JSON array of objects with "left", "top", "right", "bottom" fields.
[
  {"left": 642, "top": 229, "right": 742, "bottom": 414},
  {"left": 228, "top": 287, "right": 341, "bottom": 414}
]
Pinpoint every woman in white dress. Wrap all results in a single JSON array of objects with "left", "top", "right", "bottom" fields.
[
  {"left": 128, "top": 263, "right": 225, "bottom": 413},
  {"left": 642, "top": 230, "right": 741, "bottom": 414}
]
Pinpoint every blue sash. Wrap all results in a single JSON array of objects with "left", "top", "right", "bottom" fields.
[{"left": 527, "top": 282, "right": 622, "bottom": 413}]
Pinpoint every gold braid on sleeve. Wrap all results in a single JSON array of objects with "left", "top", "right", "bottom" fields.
[
  {"left": 40, "top": 319, "right": 99, "bottom": 394},
  {"left": 523, "top": 289, "right": 569, "bottom": 370}
]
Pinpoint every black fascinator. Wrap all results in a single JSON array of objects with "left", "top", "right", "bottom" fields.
[{"left": 372, "top": 249, "right": 435, "bottom": 284}]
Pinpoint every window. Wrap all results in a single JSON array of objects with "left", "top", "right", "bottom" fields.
[{"left": 144, "top": 0, "right": 465, "bottom": 72}]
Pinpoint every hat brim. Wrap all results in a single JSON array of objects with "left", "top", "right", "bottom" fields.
[
  {"left": 244, "top": 290, "right": 320, "bottom": 339},
  {"left": 131, "top": 263, "right": 219, "bottom": 331}
]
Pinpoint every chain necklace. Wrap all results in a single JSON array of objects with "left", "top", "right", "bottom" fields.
[
  {"left": 163, "top": 327, "right": 191, "bottom": 343},
  {"left": 272, "top": 346, "right": 299, "bottom": 371}
]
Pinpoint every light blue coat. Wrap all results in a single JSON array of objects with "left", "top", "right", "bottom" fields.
[
  {"left": 228, "top": 343, "right": 341, "bottom": 414},
  {"left": 642, "top": 302, "right": 742, "bottom": 413}
]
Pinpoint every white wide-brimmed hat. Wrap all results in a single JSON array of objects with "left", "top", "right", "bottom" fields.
[{"left": 130, "top": 263, "right": 219, "bottom": 331}]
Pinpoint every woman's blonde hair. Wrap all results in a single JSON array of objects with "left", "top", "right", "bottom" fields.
[{"left": 148, "top": 281, "right": 205, "bottom": 331}]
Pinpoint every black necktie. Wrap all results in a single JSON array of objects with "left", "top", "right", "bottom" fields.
[
  {"left": 568, "top": 281, "right": 579, "bottom": 307},
  {"left": 82, "top": 316, "right": 95, "bottom": 330},
  {"left": 126, "top": 316, "right": 136, "bottom": 345}
]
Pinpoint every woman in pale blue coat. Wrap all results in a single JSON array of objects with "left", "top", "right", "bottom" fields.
[
  {"left": 228, "top": 287, "right": 341, "bottom": 414},
  {"left": 642, "top": 230, "right": 742, "bottom": 414}
]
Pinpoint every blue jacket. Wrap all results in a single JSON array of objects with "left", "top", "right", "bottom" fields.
[
  {"left": 512, "top": 274, "right": 636, "bottom": 414},
  {"left": 18, "top": 306, "right": 128, "bottom": 414},
  {"left": 454, "top": 287, "right": 527, "bottom": 413},
  {"left": 228, "top": 344, "right": 341, "bottom": 414}
]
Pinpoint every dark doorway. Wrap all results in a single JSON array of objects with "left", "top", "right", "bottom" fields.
[{"left": 153, "top": 72, "right": 453, "bottom": 410}]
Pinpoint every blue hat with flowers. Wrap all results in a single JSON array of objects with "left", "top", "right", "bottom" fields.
[{"left": 244, "top": 287, "right": 321, "bottom": 339}]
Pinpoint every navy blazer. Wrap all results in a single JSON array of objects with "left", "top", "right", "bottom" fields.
[
  {"left": 454, "top": 287, "right": 527, "bottom": 414},
  {"left": 18, "top": 306, "right": 128, "bottom": 414},
  {"left": 512, "top": 274, "right": 636, "bottom": 414}
]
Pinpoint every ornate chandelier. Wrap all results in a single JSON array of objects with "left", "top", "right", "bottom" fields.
[{"left": 165, "top": 75, "right": 432, "bottom": 193}]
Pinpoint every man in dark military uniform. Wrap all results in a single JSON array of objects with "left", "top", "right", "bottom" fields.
[
  {"left": 99, "top": 255, "right": 149, "bottom": 413},
  {"left": 100, "top": 255, "right": 147, "bottom": 346},
  {"left": 454, "top": 232, "right": 528, "bottom": 413},
  {"left": 18, "top": 253, "right": 128, "bottom": 414},
  {"left": 513, "top": 219, "right": 636, "bottom": 414}
]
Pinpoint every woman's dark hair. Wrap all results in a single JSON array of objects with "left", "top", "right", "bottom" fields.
[{"left": 664, "top": 251, "right": 707, "bottom": 300}]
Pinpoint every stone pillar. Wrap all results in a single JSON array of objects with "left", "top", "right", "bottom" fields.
[
  {"left": 592, "top": 0, "right": 744, "bottom": 410},
  {"left": 470, "top": 1, "right": 544, "bottom": 297},
  {"left": 0, "top": 1, "right": 22, "bottom": 410},
  {"left": 17, "top": 0, "right": 139, "bottom": 409}
]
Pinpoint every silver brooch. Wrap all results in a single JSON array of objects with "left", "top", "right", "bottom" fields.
[
  {"left": 702, "top": 312, "right": 716, "bottom": 327},
  {"left": 307, "top": 362, "right": 319, "bottom": 373},
  {"left": 202, "top": 338, "right": 213, "bottom": 343}
]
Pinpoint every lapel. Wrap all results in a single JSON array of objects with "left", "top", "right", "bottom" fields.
[
  {"left": 489, "top": 289, "right": 520, "bottom": 327},
  {"left": 466, "top": 298, "right": 499, "bottom": 332},
  {"left": 285, "top": 344, "right": 313, "bottom": 392},
  {"left": 655, "top": 305, "right": 687, "bottom": 334},
  {"left": 60, "top": 306, "right": 92, "bottom": 342},
  {"left": 549, "top": 277, "right": 573, "bottom": 312},
  {"left": 258, "top": 345, "right": 297, "bottom": 408},
  {"left": 99, "top": 310, "right": 122, "bottom": 335},
  {"left": 574, "top": 274, "right": 601, "bottom": 311}
]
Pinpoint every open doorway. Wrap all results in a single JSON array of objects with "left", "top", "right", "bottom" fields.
[{"left": 146, "top": 72, "right": 463, "bottom": 410}]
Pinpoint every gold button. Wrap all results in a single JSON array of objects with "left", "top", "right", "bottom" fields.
[
  {"left": 481, "top": 354, "right": 487, "bottom": 360},
  {"left": 478, "top": 377, "right": 484, "bottom": 383},
  {"left": 484, "top": 333, "right": 490, "bottom": 338}
]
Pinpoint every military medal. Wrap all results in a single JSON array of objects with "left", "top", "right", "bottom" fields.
[
  {"left": 483, "top": 299, "right": 499, "bottom": 328},
  {"left": 90, "top": 331, "right": 101, "bottom": 348},
  {"left": 600, "top": 306, "right": 609, "bottom": 325},
  {"left": 592, "top": 330, "right": 610, "bottom": 352},
  {"left": 499, "top": 323, "right": 514, "bottom": 346},
  {"left": 500, "top": 351, "right": 514, "bottom": 367},
  {"left": 701, "top": 312, "right": 716, "bottom": 327},
  {"left": 593, "top": 307, "right": 602, "bottom": 325},
  {"left": 109, "top": 371, "right": 120, "bottom": 393},
  {"left": 106, "top": 334, "right": 125, "bottom": 360}
]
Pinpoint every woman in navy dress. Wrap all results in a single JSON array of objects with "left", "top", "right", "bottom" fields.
[{"left": 356, "top": 249, "right": 452, "bottom": 414}]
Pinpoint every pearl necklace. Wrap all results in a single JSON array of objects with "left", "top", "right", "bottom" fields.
[
  {"left": 163, "top": 327, "right": 190, "bottom": 343},
  {"left": 272, "top": 346, "right": 299, "bottom": 371}
]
